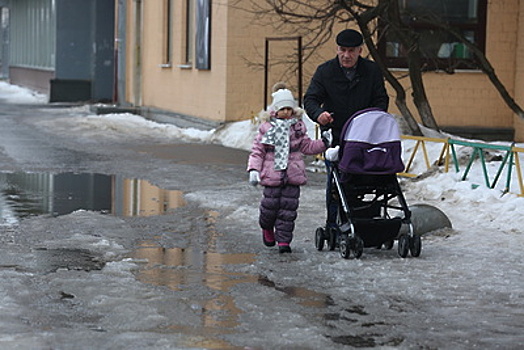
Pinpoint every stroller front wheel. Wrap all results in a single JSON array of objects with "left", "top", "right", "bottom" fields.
[
  {"left": 339, "top": 234, "right": 363, "bottom": 259},
  {"left": 398, "top": 235, "right": 410, "bottom": 258},
  {"left": 339, "top": 234, "right": 350, "bottom": 259}
]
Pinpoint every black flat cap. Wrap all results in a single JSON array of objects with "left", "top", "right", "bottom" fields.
[{"left": 336, "top": 29, "right": 363, "bottom": 47}]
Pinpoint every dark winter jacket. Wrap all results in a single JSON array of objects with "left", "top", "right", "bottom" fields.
[
  {"left": 304, "top": 56, "right": 389, "bottom": 144},
  {"left": 247, "top": 109, "right": 327, "bottom": 187}
]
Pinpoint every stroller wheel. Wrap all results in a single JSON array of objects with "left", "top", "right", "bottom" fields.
[
  {"left": 352, "top": 236, "right": 364, "bottom": 259},
  {"left": 327, "top": 227, "right": 337, "bottom": 251},
  {"left": 339, "top": 234, "right": 350, "bottom": 259},
  {"left": 409, "top": 235, "right": 422, "bottom": 257},
  {"left": 315, "top": 227, "right": 325, "bottom": 251},
  {"left": 398, "top": 235, "right": 410, "bottom": 258}
]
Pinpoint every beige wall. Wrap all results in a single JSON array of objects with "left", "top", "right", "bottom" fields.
[
  {"left": 134, "top": 0, "right": 228, "bottom": 123},
  {"left": 223, "top": 5, "right": 336, "bottom": 122},
  {"left": 124, "top": 0, "right": 338, "bottom": 124},
  {"left": 125, "top": 0, "right": 524, "bottom": 141}
]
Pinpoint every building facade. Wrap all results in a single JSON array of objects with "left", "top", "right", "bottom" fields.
[
  {"left": 4, "top": 0, "right": 115, "bottom": 102},
  {"left": 118, "top": 0, "right": 524, "bottom": 141},
  {"left": 3, "top": 0, "right": 524, "bottom": 141}
]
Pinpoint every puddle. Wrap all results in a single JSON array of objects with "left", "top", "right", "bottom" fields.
[
  {"left": 131, "top": 240, "right": 335, "bottom": 347},
  {"left": 0, "top": 171, "right": 185, "bottom": 223},
  {"left": 130, "top": 241, "right": 256, "bottom": 349},
  {"left": 132, "top": 245, "right": 257, "bottom": 292}
]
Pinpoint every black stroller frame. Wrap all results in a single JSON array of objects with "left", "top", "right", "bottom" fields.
[{"left": 314, "top": 108, "right": 421, "bottom": 259}]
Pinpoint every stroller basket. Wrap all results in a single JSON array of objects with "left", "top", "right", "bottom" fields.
[{"left": 352, "top": 217, "right": 402, "bottom": 248}]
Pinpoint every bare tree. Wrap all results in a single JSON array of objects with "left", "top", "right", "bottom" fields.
[
  {"left": 339, "top": 1, "right": 423, "bottom": 135},
  {"left": 236, "top": 0, "right": 432, "bottom": 133},
  {"left": 237, "top": 0, "right": 524, "bottom": 136},
  {"left": 414, "top": 16, "right": 524, "bottom": 120}
]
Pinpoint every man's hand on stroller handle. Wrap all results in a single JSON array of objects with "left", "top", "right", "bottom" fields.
[{"left": 318, "top": 111, "right": 334, "bottom": 126}]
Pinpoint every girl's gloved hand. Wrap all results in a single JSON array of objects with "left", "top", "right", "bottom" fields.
[
  {"left": 321, "top": 129, "right": 333, "bottom": 147},
  {"left": 325, "top": 145, "right": 340, "bottom": 162},
  {"left": 249, "top": 170, "right": 260, "bottom": 186}
]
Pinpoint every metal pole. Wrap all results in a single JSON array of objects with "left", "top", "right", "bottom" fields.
[
  {"left": 264, "top": 38, "right": 269, "bottom": 110},
  {"left": 264, "top": 36, "right": 303, "bottom": 110},
  {"left": 297, "top": 36, "right": 303, "bottom": 106}
]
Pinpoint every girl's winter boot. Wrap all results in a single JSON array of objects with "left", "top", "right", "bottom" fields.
[
  {"left": 262, "top": 229, "right": 276, "bottom": 247},
  {"left": 278, "top": 242, "right": 292, "bottom": 254}
]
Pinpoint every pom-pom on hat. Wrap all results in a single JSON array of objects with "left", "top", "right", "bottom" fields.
[
  {"left": 336, "top": 29, "right": 363, "bottom": 47},
  {"left": 271, "top": 88, "right": 297, "bottom": 111}
]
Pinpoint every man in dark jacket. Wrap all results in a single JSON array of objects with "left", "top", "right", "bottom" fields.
[
  {"left": 304, "top": 29, "right": 389, "bottom": 229},
  {"left": 304, "top": 29, "right": 389, "bottom": 145}
]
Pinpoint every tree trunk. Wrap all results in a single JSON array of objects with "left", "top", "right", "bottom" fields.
[
  {"left": 407, "top": 50, "right": 440, "bottom": 130},
  {"left": 386, "top": 0, "right": 440, "bottom": 131},
  {"left": 349, "top": 5, "right": 423, "bottom": 135}
]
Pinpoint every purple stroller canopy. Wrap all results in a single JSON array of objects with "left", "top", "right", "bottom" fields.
[
  {"left": 338, "top": 109, "right": 405, "bottom": 175},
  {"left": 343, "top": 109, "right": 401, "bottom": 144}
]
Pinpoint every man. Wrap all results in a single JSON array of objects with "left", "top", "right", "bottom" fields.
[
  {"left": 304, "top": 28, "right": 389, "bottom": 230},
  {"left": 304, "top": 29, "right": 389, "bottom": 144}
]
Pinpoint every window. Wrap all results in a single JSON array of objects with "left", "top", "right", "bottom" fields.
[
  {"left": 161, "top": 0, "right": 173, "bottom": 66},
  {"left": 379, "top": 0, "right": 487, "bottom": 70},
  {"left": 184, "top": 0, "right": 194, "bottom": 65},
  {"left": 180, "top": 0, "right": 211, "bottom": 69},
  {"left": 195, "top": 0, "right": 211, "bottom": 70}
]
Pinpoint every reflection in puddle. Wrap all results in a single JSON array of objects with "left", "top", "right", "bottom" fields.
[
  {"left": 0, "top": 171, "right": 185, "bottom": 224},
  {"left": 131, "top": 242, "right": 256, "bottom": 349},
  {"left": 132, "top": 245, "right": 257, "bottom": 292},
  {"left": 114, "top": 177, "right": 185, "bottom": 217},
  {"left": 258, "top": 275, "right": 334, "bottom": 308}
]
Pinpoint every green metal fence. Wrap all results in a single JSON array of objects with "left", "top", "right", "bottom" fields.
[{"left": 401, "top": 135, "right": 524, "bottom": 197}]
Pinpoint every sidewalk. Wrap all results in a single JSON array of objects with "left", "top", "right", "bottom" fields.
[{"left": 90, "top": 104, "right": 220, "bottom": 131}]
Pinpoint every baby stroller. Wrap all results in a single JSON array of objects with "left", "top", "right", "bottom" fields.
[{"left": 315, "top": 108, "right": 421, "bottom": 259}]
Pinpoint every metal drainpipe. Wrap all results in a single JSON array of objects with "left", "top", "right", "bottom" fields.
[
  {"left": 0, "top": 6, "right": 9, "bottom": 79},
  {"left": 114, "top": 0, "right": 127, "bottom": 104},
  {"left": 133, "top": 0, "right": 142, "bottom": 107}
]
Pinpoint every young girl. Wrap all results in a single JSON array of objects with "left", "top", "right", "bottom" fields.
[{"left": 247, "top": 87, "right": 331, "bottom": 253}]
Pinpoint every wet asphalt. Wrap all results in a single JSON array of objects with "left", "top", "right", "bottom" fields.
[{"left": 1, "top": 100, "right": 522, "bottom": 350}]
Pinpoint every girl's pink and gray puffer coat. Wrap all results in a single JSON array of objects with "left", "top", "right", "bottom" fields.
[{"left": 247, "top": 108, "right": 327, "bottom": 187}]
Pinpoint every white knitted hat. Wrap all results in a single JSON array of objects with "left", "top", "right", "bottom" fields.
[{"left": 271, "top": 89, "right": 297, "bottom": 111}]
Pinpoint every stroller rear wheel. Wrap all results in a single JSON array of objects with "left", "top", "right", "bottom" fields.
[
  {"left": 353, "top": 236, "right": 364, "bottom": 258},
  {"left": 315, "top": 227, "right": 325, "bottom": 251},
  {"left": 409, "top": 235, "right": 422, "bottom": 257}
]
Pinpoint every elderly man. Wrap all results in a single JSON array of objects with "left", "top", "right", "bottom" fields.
[
  {"left": 304, "top": 29, "right": 389, "bottom": 145},
  {"left": 304, "top": 28, "right": 389, "bottom": 232}
]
